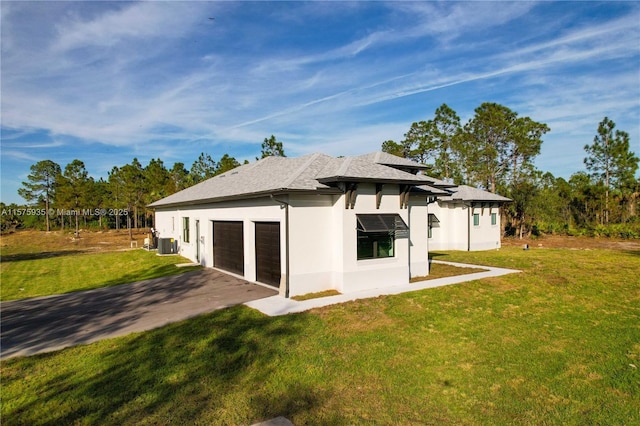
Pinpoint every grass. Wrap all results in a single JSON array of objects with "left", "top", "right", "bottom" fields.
[
  {"left": 292, "top": 289, "right": 342, "bottom": 301},
  {"left": 411, "top": 261, "right": 487, "bottom": 282},
  {"left": 0, "top": 250, "right": 200, "bottom": 301},
  {"left": 2, "top": 246, "right": 640, "bottom": 424}
]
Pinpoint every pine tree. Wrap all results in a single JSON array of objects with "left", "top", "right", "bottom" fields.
[
  {"left": 216, "top": 154, "right": 241, "bottom": 175},
  {"left": 18, "top": 160, "right": 61, "bottom": 231},
  {"left": 190, "top": 153, "right": 216, "bottom": 184},
  {"left": 260, "top": 135, "right": 286, "bottom": 158},
  {"left": 584, "top": 117, "right": 639, "bottom": 224},
  {"left": 56, "top": 160, "right": 90, "bottom": 236}
]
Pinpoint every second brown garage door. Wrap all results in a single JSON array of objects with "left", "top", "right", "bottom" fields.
[
  {"left": 213, "top": 221, "right": 244, "bottom": 275},
  {"left": 255, "top": 222, "right": 281, "bottom": 287}
]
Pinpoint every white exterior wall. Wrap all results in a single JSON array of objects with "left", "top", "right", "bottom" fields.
[
  {"left": 469, "top": 204, "right": 502, "bottom": 251},
  {"left": 336, "top": 183, "right": 410, "bottom": 293},
  {"left": 408, "top": 195, "right": 430, "bottom": 278},
  {"left": 323, "top": 183, "right": 429, "bottom": 294},
  {"left": 154, "top": 184, "right": 431, "bottom": 297},
  {"left": 154, "top": 197, "right": 284, "bottom": 285},
  {"left": 287, "top": 194, "right": 339, "bottom": 296},
  {"left": 427, "top": 201, "right": 502, "bottom": 251},
  {"left": 428, "top": 201, "right": 469, "bottom": 251}
]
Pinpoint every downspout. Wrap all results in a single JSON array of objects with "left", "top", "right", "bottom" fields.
[
  {"left": 425, "top": 196, "right": 438, "bottom": 273},
  {"left": 467, "top": 202, "right": 471, "bottom": 252},
  {"left": 407, "top": 203, "right": 412, "bottom": 280},
  {"left": 270, "top": 195, "right": 290, "bottom": 298}
]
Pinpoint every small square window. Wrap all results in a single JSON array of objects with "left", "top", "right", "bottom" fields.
[
  {"left": 473, "top": 213, "right": 480, "bottom": 226},
  {"left": 491, "top": 212, "right": 497, "bottom": 226}
]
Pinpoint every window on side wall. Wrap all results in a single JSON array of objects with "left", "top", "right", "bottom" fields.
[
  {"left": 356, "top": 214, "right": 407, "bottom": 260},
  {"left": 357, "top": 231, "right": 394, "bottom": 259},
  {"left": 491, "top": 212, "right": 497, "bottom": 226},
  {"left": 183, "top": 217, "right": 190, "bottom": 242},
  {"left": 473, "top": 213, "right": 480, "bottom": 226}
]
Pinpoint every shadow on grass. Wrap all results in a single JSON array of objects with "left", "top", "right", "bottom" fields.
[
  {"left": 623, "top": 250, "right": 640, "bottom": 257},
  {"left": 6, "top": 307, "right": 329, "bottom": 425},
  {"left": 0, "top": 250, "right": 86, "bottom": 262},
  {"left": 428, "top": 252, "right": 449, "bottom": 260}
]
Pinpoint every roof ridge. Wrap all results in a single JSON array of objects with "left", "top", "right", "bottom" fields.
[
  {"left": 374, "top": 151, "right": 382, "bottom": 163},
  {"left": 281, "top": 153, "right": 323, "bottom": 188},
  {"left": 336, "top": 156, "right": 353, "bottom": 176}
]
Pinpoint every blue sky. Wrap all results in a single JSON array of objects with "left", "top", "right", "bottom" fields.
[{"left": 1, "top": 1, "right": 639, "bottom": 205}]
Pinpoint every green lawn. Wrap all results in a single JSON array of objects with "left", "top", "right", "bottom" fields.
[
  {"left": 2, "top": 247, "right": 639, "bottom": 424},
  {"left": 0, "top": 250, "right": 200, "bottom": 301}
]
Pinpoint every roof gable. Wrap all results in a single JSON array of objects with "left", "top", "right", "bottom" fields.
[
  {"left": 440, "top": 185, "right": 511, "bottom": 202},
  {"left": 316, "top": 156, "right": 434, "bottom": 185},
  {"left": 355, "top": 152, "right": 427, "bottom": 170}
]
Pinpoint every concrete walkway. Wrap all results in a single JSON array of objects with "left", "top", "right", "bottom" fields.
[
  {"left": 1, "top": 269, "right": 277, "bottom": 359},
  {"left": 245, "top": 260, "right": 520, "bottom": 317}
]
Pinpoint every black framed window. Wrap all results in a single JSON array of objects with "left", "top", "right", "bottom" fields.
[
  {"left": 183, "top": 217, "right": 190, "bottom": 242},
  {"left": 357, "top": 231, "right": 394, "bottom": 259},
  {"left": 356, "top": 214, "right": 406, "bottom": 260},
  {"left": 428, "top": 213, "right": 439, "bottom": 239}
]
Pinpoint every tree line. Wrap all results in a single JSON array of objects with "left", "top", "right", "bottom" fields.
[
  {"left": 382, "top": 102, "right": 639, "bottom": 238},
  {"left": 1, "top": 136, "right": 285, "bottom": 235},
  {"left": 4, "top": 108, "right": 639, "bottom": 239}
]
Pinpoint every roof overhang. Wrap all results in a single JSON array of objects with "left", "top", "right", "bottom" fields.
[{"left": 317, "top": 176, "right": 434, "bottom": 186}]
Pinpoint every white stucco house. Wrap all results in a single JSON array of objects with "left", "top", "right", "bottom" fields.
[
  {"left": 427, "top": 185, "right": 512, "bottom": 251},
  {"left": 149, "top": 152, "right": 510, "bottom": 297}
]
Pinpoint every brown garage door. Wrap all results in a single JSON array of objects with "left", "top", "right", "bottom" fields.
[
  {"left": 255, "top": 222, "right": 281, "bottom": 287},
  {"left": 213, "top": 221, "right": 244, "bottom": 275}
]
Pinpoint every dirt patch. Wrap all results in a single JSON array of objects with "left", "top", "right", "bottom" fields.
[
  {"left": 502, "top": 235, "right": 640, "bottom": 251},
  {"left": 0, "top": 229, "right": 155, "bottom": 256}
]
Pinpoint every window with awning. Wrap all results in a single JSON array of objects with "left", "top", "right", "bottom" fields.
[
  {"left": 356, "top": 214, "right": 408, "bottom": 233},
  {"left": 428, "top": 213, "right": 439, "bottom": 239},
  {"left": 356, "top": 214, "right": 408, "bottom": 260}
]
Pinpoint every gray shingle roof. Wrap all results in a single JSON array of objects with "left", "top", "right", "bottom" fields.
[
  {"left": 149, "top": 152, "right": 442, "bottom": 208},
  {"left": 355, "top": 152, "right": 427, "bottom": 170},
  {"left": 316, "top": 156, "right": 435, "bottom": 184},
  {"left": 356, "top": 152, "right": 457, "bottom": 188},
  {"left": 439, "top": 185, "right": 511, "bottom": 202},
  {"left": 149, "top": 154, "right": 332, "bottom": 208},
  {"left": 413, "top": 185, "right": 451, "bottom": 195}
]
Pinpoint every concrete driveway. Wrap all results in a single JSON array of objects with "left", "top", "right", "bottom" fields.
[{"left": 1, "top": 269, "right": 278, "bottom": 359}]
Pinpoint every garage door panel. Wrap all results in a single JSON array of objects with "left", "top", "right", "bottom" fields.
[
  {"left": 255, "top": 222, "right": 281, "bottom": 287},
  {"left": 213, "top": 221, "right": 244, "bottom": 275}
]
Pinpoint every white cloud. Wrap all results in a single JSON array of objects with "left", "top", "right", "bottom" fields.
[
  {"left": 52, "top": 2, "right": 206, "bottom": 52},
  {"left": 1, "top": 150, "right": 41, "bottom": 163}
]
